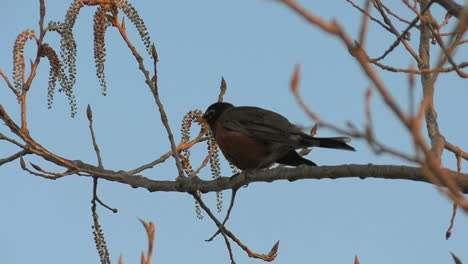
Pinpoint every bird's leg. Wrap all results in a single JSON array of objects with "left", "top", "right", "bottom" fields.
[{"left": 239, "top": 169, "right": 254, "bottom": 187}]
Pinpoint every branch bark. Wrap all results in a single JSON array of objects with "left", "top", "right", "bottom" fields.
[{"left": 68, "top": 161, "right": 468, "bottom": 194}]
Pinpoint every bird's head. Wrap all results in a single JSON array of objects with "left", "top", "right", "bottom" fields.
[{"left": 203, "top": 102, "right": 234, "bottom": 127}]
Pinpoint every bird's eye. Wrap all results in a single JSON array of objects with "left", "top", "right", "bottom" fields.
[{"left": 204, "top": 109, "right": 216, "bottom": 121}]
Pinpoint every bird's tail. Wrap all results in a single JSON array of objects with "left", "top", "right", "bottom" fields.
[{"left": 302, "top": 136, "right": 355, "bottom": 151}]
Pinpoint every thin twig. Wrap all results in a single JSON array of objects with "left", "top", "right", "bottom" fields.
[
  {"left": 127, "top": 133, "right": 207, "bottom": 175},
  {"left": 372, "top": 61, "right": 468, "bottom": 73},
  {"left": 206, "top": 188, "right": 239, "bottom": 242},
  {"left": 369, "top": 1, "right": 432, "bottom": 62},
  {"left": 371, "top": 0, "right": 422, "bottom": 64},
  {"left": 418, "top": 0, "right": 445, "bottom": 165},
  {"left": 192, "top": 192, "right": 278, "bottom": 262},
  {"left": 193, "top": 143, "right": 219, "bottom": 176},
  {"left": 29, "top": 161, "right": 77, "bottom": 177},
  {"left": 446, "top": 152, "right": 462, "bottom": 239},
  {"left": 0, "top": 68, "right": 18, "bottom": 96},
  {"left": 0, "top": 105, "right": 76, "bottom": 168},
  {"left": 429, "top": 26, "right": 467, "bottom": 78},
  {"left": 138, "top": 219, "right": 155, "bottom": 264},
  {"left": 379, "top": 1, "right": 412, "bottom": 24},
  {"left": 93, "top": 175, "right": 117, "bottom": 213},
  {"left": 445, "top": 141, "right": 468, "bottom": 161},
  {"left": 19, "top": 157, "right": 75, "bottom": 179},
  {"left": 87, "top": 105, "right": 104, "bottom": 168},
  {"left": 218, "top": 77, "right": 227, "bottom": 102},
  {"left": 150, "top": 44, "right": 185, "bottom": 178},
  {"left": 358, "top": 0, "right": 372, "bottom": 47},
  {"left": 111, "top": 16, "right": 184, "bottom": 177},
  {"left": 345, "top": 0, "right": 392, "bottom": 32},
  {"left": 0, "top": 149, "right": 30, "bottom": 166},
  {"left": 220, "top": 227, "right": 236, "bottom": 264},
  {"left": 446, "top": 200, "right": 458, "bottom": 239}
]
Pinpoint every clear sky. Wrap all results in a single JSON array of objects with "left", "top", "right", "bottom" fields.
[{"left": 1, "top": 0, "right": 467, "bottom": 263}]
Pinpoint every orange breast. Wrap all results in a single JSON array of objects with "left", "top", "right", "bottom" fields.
[{"left": 214, "top": 123, "right": 272, "bottom": 170}]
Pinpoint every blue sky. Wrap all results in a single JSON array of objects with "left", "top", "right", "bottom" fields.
[{"left": 1, "top": 0, "right": 467, "bottom": 263}]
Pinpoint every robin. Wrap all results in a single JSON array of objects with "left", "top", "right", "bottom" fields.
[{"left": 203, "top": 102, "right": 355, "bottom": 170}]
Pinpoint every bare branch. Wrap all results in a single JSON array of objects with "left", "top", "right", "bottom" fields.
[
  {"left": 372, "top": 0, "right": 422, "bottom": 63},
  {"left": 87, "top": 105, "right": 104, "bottom": 168},
  {"left": 358, "top": 0, "right": 372, "bottom": 47},
  {"left": 418, "top": 0, "right": 446, "bottom": 165},
  {"left": 150, "top": 44, "right": 185, "bottom": 178},
  {"left": 206, "top": 188, "right": 239, "bottom": 242},
  {"left": 127, "top": 133, "right": 207, "bottom": 175},
  {"left": 0, "top": 149, "right": 30, "bottom": 166},
  {"left": 0, "top": 67, "right": 18, "bottom": 96},
  {"left": 345, "top": 0, "right": 392, "bottom": 32},
  {"left": 445, "top": 141, "right": 468, "bottom": 161},
  {"left": 193, "top": 192, "right": 278, "bottom": 262},
  {"left": 19, "top": 158, "right": 75, "bottom": 179},
  {"left": 218, "top": 77, "right": 227, "bottom": 102},
  {"left": 433, "top": 0, "right": 465, "bottom": 18},
  {"left": 138, "top": 219, "right": 155, "bottom": 264},
  {"left": 66, "top": 162, "right": 468, "bottom": 195}
]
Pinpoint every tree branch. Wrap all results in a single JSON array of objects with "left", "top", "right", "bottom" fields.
[
  {"left": 67, "top": 162, "right": 468, "bottom": 194},
  {"left": 433, "top": 0, "right": 464, "bottom": 18},
  {"left": 0, "top": 149, "right": 30, "bottom": 166}
]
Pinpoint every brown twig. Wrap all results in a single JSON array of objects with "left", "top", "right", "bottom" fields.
[
  {"left": 358, "top": 0, "right": 372, "bottom": 47},
  {"left": 138, "top": 219, "right": 155, "bottom": 264},
  {"left": 0, "top": 132, "right": 27, "bottom": 149},
  {"left": 218, "top": 77, "right": 227, "bottom": 102},
  {"left": 206, "top": 188, "right": 239, "bottom": 242},
  {"left": 92, "top": 174, "right": 118, "bottom": 213},
  {"left": 127, "top": 133, "right": 207, "bottom": 175},
  {"left": 345, "top": 0, "right": 391, "bottom": 32},
  {"left": 290, "top": 65, "right": 425, "bottom": 162},
  {"left": 192, "top": 192, "right": 278, "bottom": 262},
  {"left": 193, "top": 142, "right": 219, "bottom": 176},
  {"left": 150, "top": 44, "right": 185, "bottom": 178},
  {"left": 446, "top": 153, "right": 463, "bottom": 239},
  {"left": 379, "top": 1, "right": 412, "bottom": 24},
  {"left": 402, "top": 0, "right": 422, "bottom": 17},
  {"left": 445, "top": 141, "right": 468, "bottom": 161},
  {"left": 450, "top": 252, "right": 463, "bottom": 264},
  {"left": 371, "top": 0, "right": 422, "bottom": 64},
  {"left": 19, "top": 157, "right": 75, "bottom": 179},
  {"left": 372, "top": 61, "right": 468, "bottom": 74},
  {"left": 108, "top": 13, "right": 184, "bottom": 178},
  {"left": 87, "top": 105, "right": 104, "bottom": 168},
  {"left": 91, "top": 176, "right": 111, "bottom": 264},
  {"left": 418, "top": 0, "right": 445, "bottom": 165},
  {"left": 0, "top": 105, "right": 76, "bottom": 168},
  {"left": 221, "top": 230, "right": 236, "bottom": 264},
  {"left": 0, "top": 67, "right": 18, "bottom": 96},
  {"left": 18, "top": 0, "right": 49, "bottom": 132},
  {"left": 0, "top": 149, "right": 30, "bottom": 166},
  {"left": 446, "top": 201, "right": 458, "bottom": 239},
  {"left": 369, "top": 3, "right": 432, "bottom": 62},
  {"left": 428, "top": 26, "right": 467, "bottom": 78}
]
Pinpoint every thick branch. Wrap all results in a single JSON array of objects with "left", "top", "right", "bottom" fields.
[
  {"left": 419, "top": 0, "right": 446, "bottom": 164},
  {"left": 69, "top": 162, "right": 468, "bottom": 194}
]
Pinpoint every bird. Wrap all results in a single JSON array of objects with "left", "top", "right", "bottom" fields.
[{"left": 202, "top": 102, "right": 355, "bottom": 170}]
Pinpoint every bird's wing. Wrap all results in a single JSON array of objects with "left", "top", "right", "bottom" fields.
[{"left": 220, "top": 106, "right": 302, "bottom": 145}]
